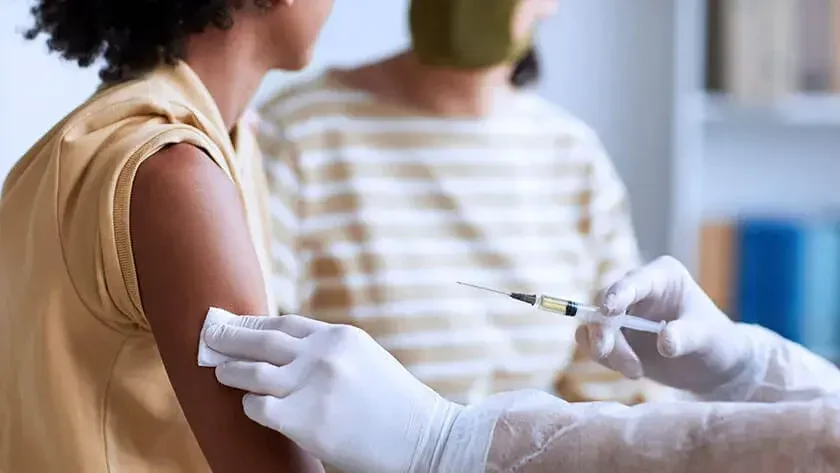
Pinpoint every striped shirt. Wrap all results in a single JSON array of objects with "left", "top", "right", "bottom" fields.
[{"left": 258, "top": 71, "right": 675, "bottom": 405}]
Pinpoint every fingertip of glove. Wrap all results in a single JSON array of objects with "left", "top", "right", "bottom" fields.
[
  {"left": 604, "top": 285, "right": 637, "bottom": 316},
  {"left": 242, "top": 392, "right": 256, "bottom": 408},
  {"left": 242, "top": 393, "right": 277, "bottom": 424},
  {"left": 595, "top": 340, "right": 612, "bottom": 361},
  {"left": 242, "top": 393, "right": 266, "bottom": 418},
  {"left": 595, "top": 325, "right": 619, "bottom": 359},
  {"left": 580, "top": 326, "right": 619, "bottom": 365},
  {"left": 214, "top": 362, "right": 232, "bottom": 382},
  {"left": 602, "top": 293, "right": 620, "bottom": 315},
  {"left": 657, "top": 327, "right": 681, "bottom": 358}
]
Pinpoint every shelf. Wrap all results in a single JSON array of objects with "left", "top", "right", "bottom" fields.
[{"left": 702, "top": 93, "right": 840, "bottom": 126}]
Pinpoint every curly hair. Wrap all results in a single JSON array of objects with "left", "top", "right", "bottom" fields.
[
  {"left": 24, "top": 0, "right": 277, "bottom": 83},
  {"left": 510, "top": 47, "right": 541, "bottom": 89}
]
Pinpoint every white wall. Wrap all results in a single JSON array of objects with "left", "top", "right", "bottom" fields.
[
  {"left": 0, "top": 0, "right": 678, "bottom": 259},
  {"left": 538, "top": 0, "right": 676, "bottom": 260},
  {"left": 1, "top": 0, "right": 100, "bottom": 180},
  {"left": 253, "top": 0, "right": 412, "bottom": 105}
]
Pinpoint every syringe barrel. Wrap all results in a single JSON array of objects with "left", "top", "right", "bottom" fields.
[
  {"left": 534, "top": 294, "right": 581, "bottom": 316},
  {"left": 535, "top": 294, "right": 665, "bottom": 334}
]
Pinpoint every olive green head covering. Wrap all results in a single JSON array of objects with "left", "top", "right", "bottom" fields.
[{"left": 409, "top": 0, "right": 531, "bottom": 69}]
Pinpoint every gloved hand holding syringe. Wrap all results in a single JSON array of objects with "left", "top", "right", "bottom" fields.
[{"left": 456, "top": 281, "right": 665, "bottom": 334}]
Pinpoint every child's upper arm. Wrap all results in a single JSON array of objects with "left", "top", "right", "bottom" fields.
[{"left": 129, "top": 143, "right": 323, "bottom": 473}]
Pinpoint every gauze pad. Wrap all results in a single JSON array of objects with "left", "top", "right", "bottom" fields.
[{"left": 197, "top": 307, "right": 238, "bottom": 368}]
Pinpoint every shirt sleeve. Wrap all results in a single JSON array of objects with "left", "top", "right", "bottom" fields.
[
  {"left": 255, "top": 114, "right": 302, "bottom": 315},
  {"left": 60, "top": 123, "right": 230, "bottom": 331}
]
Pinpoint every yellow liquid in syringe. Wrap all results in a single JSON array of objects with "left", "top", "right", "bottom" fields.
[{"left": 534, "top": 294, "right": 664, "bottom": 334}]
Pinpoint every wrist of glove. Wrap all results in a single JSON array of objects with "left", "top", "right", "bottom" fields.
[
  {"left": 680, "top": 322, "right": 761, "bottom": 399},
  {"left": 410, "top": 397, "right": 464, "bottom": 473},
  {"left": 198, "top": 308, "right": 477, "bottom": 473}
]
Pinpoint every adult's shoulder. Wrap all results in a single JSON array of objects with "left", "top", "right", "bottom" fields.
[{"left": 512, "top": 91, "right": 601, "bottom": 144}]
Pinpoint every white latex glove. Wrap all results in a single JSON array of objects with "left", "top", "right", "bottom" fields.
[
  {"left": 199, "top": 310, "right": 467, "bottom": 473},
  {"left": 575, "top": 255, "right": 756, "bottom": 397}
]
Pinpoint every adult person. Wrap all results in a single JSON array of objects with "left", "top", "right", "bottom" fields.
[
  {"left": 255, "top": 0, "right": 674, "bottom": 407},
  {"left": 200, "top": 256, "right": 840, "bottom": 472},
  {"left": 0, "top": 0, "right": 334, "bottom": 471}
]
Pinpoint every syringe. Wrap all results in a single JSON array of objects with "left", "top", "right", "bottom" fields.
[{"left": 456, "top": 282, "right": 665, "bottom": 334}]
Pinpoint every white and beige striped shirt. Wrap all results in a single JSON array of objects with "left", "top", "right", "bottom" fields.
[{"left": 258, "top": 71, "right": 675, "bottom": 405}]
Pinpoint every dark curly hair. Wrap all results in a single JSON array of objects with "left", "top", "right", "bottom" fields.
[
  {"left": 510, "top": 47, "right": 541, "bottom": 89},
  {"left": 24, "top": 0, "right": 277, "bottom": 83}
]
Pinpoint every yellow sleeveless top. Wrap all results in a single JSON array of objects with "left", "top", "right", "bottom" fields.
[{"left": 0, "top": 63, "right": 275, "bottom": 472}]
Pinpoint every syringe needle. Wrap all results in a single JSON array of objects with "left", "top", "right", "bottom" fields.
[{"left": 455, "top": 281, "right": 510, "bottom": 296}]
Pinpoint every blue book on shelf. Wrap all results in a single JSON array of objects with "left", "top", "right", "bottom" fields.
[
  {"left": 736, "top": 217, "right": 806, "bottom": 343},
  {"left": 801, "top": 220, "right": 840, "bottom": 361}
]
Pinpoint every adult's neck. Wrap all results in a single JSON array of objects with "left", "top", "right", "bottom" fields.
[
  {"left": 185, "top": 27, "right": 270, "bottom": 131},
  {"left": 386, "top": 51, "right": 514, "bottom": 117}
]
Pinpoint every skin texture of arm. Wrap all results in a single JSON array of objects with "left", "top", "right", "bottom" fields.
[{"left": 130, "top": 143, "right": 324, "bottom": 473}]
